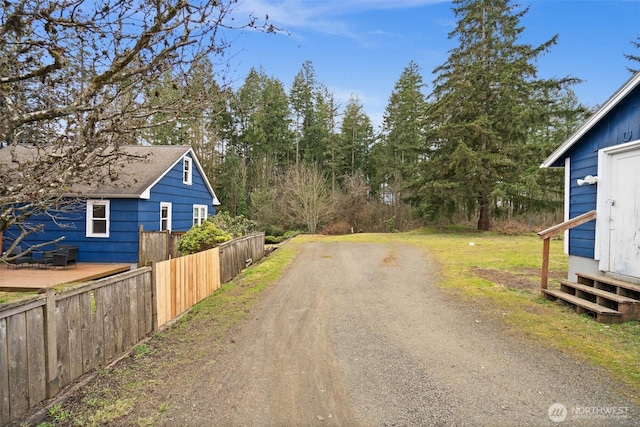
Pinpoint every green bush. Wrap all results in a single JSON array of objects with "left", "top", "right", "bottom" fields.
[
  {"left": 264, "top": 235, "right": 285, "bottom": 244},
  {"left": 263, "top": 224, "right": 285, "bottom": 237},
  {"left": 283, "top": 230, "right": 302, "bottom": 239},
  {"left": 177, "top": 221, "right": 232, "bottom": 255},
  {"left": 264, "top": 231, "right": 302, "bottom": 244},
  {"left": 210, "top": 211, "right": 257, "bottom": 237}
]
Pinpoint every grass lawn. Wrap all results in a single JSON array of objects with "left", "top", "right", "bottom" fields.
[
  {"left": 294, "top": 229, "right": 640, "bottom": 399},
  {"left": 29, "top": 229, "right": 639, "bottom": 426}
]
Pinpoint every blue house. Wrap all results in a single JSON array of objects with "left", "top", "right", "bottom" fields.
[
  {"left": 541, "top": 72, "right": 640, "bottom": 284},
  {"left": 2, "top": 145, "right": 220, "bottom": 265}
]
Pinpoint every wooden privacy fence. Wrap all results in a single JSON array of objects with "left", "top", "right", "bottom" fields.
[
  {"left": 155, "top": 247, "right": 221, "bottom": 328},
  {"left": 138, "top": 227, "right": 185, "bottom": 266},
  {"left": 220, "top": 233, "right": 265, "bottom": 283},
  {"left": 0, "top": 268, "right": 153, "bottom": 425},
  {"left": 0, "top": 233, "right": 265, "bottom": 425},
  {"left": 155, "top": 233, "right": 265, "bottom": 327}
]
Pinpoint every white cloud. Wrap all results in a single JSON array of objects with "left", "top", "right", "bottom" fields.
[{"left": 237, "top": 0, "right": 447, "bottom": 39}]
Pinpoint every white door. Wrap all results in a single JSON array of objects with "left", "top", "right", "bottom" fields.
[{"left": 607, "top": 148, "right": 640, "bottom": 277}]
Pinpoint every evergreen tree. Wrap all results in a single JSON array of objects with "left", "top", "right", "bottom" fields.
[
  {"left": 186, "top": 59, "right": 226, "bottom": 186},
  {"left": 495, "top": 88, "right": 589, "bottom": 219},
  {"left": 624, "top": 36, "right": 640, "bottom": 74},
  {"left": 419, "top": 0, "right": 577, "bottom": 230},
  {"left": 371, "top": 61, "right": 427, "bottom": 207},
  {"left": 314, "top": 85, "right": 340, "bottom": 171},
  {"left": 144, "top": 72, "right": 189, "bottom": 145},
  {"left": 219, "top": 68, "right": 293, "bottom": 215},
  {"left": 259, "top": 76, "right": 294, "bottom": 172},
  {"left": 290, "top": 61, "right": 324, "bottom": 164},
  {"left": 339, "top": 95, "right": 375, "bottom": 181}
]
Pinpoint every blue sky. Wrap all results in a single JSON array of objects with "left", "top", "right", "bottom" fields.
[{"left": 228, "top": 0, "right": 640, "bottom": 129}]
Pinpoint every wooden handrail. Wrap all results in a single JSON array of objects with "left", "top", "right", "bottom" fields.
[
  {"left": 537, "top": 210, "right": 597, "bottom": 240},
  {"left": 538, "top": 210, "right": 596, "bottom": 294}
]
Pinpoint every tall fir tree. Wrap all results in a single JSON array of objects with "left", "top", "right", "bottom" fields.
[
  {"left": 290, "top": 61, "right": 326, "bottom": 165},
  {"left": 371, "top": 61, "right": 427, "bottom": 207},
  {"left": 624, "top": 36, "right": 640, "bottom": 74},
  {"left": 419, "top": 0, "right": 577, "bottom": 230},
  {"left": 144, "top": 72, "right": 189, "bottom": 145},
  {"left": 313, "top": 84, "right": 338, "bottom": 168},
  {"left": 220, "top": 68, "right": 293, "bottom": 215},
  {"left": 494, "top": 88, "right": 589, "bottom": 219},
  {"left": 259, "top": 76, "right": 294, "bottom": 173},
  {"left": 339, "top": 95, "right": 374, "bottom": 180}
]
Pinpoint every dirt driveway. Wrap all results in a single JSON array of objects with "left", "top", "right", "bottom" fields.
[{"left": 29, "top": 241, "right": 639, "bottom": 426}]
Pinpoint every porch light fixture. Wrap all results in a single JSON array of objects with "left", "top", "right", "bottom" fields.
[{"left": 577, "top": 175, "right": 598, "bottom": 186}]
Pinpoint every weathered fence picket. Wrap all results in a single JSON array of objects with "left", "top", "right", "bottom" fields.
[
  {"left": 0, "top": 233, "right": 265, "bottom": 425},
  {"left": 220, "top": 233, "right": 265, "bottom": 283}
]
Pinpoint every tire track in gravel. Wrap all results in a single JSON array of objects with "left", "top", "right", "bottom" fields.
[{"left": 184, "top": 240, "right": 640, "bottom": 426}]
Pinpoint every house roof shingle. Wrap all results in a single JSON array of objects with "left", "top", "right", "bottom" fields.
[{"left": 0, "top": 144, "right": 219, "bottom": 203}]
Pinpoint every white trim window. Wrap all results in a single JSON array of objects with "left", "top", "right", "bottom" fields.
[
  {"left": 193, "top": 204, "right": 207, "bottom": 226},
  {"left": 86, "top": 200, "right": 110, "bottom": 238},
  {"left": 160, "top": 202, "right": 172, "bottom": 232},
  {"left": 183, "top": 156, "right": 193, "bottom": 185}
]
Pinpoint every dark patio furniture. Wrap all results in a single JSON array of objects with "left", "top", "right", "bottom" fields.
[
  {"left": 41, "top": 244, "right": 79, "bottom": 268},
  {"left": 4, "top": 246, "right": 36, "bottom": 268}
]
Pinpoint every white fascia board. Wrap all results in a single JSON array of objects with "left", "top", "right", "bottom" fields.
[
  {"left": 137, "top": 147, "right": 220, "bottom": 205},
  {"left": 564, "top": 157, "right": 570, "bottom": 254},
  {"left": 139, "top": 146, "right": 192, "bottom": 199},
  {"left": 540, "top": 72, "right": 640, "bottom": 169},
  {"left": 188, "top": 149, "right": 221, "bottom": 206}
]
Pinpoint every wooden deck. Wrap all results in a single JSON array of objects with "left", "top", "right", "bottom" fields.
[{"left": 0, "top": 262, "right": 131, "bottom": 292}]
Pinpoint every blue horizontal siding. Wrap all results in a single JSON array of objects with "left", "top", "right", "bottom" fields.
[
  {"left": 8, "top": 199, "right": 140, "bottom": 263},
  {"left": 561, "top": 86, "right": 640, "bottom": 259},
  {"left": 569, "top": 223, "right": 596, "bottom": 258},
  {"left": 6, "top": 151, "right": 217, "bottom": 264},
  {"left": 141, "top": 157, "right": 216, "bottom": 232}
]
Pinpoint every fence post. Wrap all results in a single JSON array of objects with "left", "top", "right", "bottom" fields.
[
  {"left": 150, "top": 262, "right": 158, "bottom": 331},
  {"left": 43, "top": 289, "right": 59, "bottom": 398},
  {"left": 138, "top": 224, "right": 144, "bottom": 268}
]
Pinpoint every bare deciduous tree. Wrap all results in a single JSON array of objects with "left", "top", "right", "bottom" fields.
[
  {"left": 282, "top": 164, "right": 333, "bottom": 234},
  {"left": 0, "top": 0, "right": 274, "bottom": 258}
]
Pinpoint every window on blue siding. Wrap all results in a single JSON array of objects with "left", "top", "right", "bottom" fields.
[
  {"left": 193, "top": 204, "right": 207, "bottom": 226},
  {"left": 86, "top": 200, "right": 110, "bottom": 238},
  {"left": 160, "top": 202, "right": 172, "bottom": 231},
  {"left": 183, "top": 156, "right": 193, "bottom": 185}
]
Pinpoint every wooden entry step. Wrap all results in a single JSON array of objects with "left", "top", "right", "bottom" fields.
[
  {"left": 542, "top": 288, "right": 623, "bottom": 324},
  {"left": 543, "top": 272, "right": 640, "bottom": 324},
  {"left": 559, "top": 280, "right": 640, "bottom": 321},
  {"left": 576, "top": 273, "right": 640, "bottom": 300}
]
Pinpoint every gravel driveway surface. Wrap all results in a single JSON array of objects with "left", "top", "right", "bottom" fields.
[
  {"left": 202, "top": 241, "right": 639, "bottom": 426},
  {"left": 26, "top": 240, "right": 639, "bottom": 426}
]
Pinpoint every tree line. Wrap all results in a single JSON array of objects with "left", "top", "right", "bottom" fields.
[
  {"left": 5, "top": 0, "right": 635, "bottom": 243},
  {"left": 148, "top": 0, "right": 594, "bottom": 232}
]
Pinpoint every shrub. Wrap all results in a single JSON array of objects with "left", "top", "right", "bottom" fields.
[
  {"left": 264, "top": 224, "right": 285, "bottom": 237},
  {"left": 321, "top": 221, "right": 352, "bottom": 235},
  {"left": 210, "top": 211, "right": 257, "bottom": 237},
  {"left": 264, "top": 235, "right": 285, "bottom": 244},
  {"left": 283, "top": 230, "right": 302, "bottom": 239},
  {"left": 264, "top": 230, "right": 301, "bottom": 244},
  {"left": 177, "top": 221, "right": 232, "bottom": 255}
]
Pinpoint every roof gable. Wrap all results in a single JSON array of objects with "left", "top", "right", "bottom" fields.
[
  {"left": 541, "top": 72, "right": 640, "bottom": 168},
  {"left": 74, "top": 145, "right": 192, "bottom": 198},
  {"left": 136, "top": 146, "right": 220, "bottom": 205},
  {"left": 0, "top": 144, "right": 219, "bottom": 203}
]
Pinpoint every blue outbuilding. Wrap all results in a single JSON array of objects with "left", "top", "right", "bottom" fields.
[
  {"left": 2, "top": 145, "right": 219, "bottom": 265},
  {"left": 542, "top": 72, "right": 640, "bottom": 283}
]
